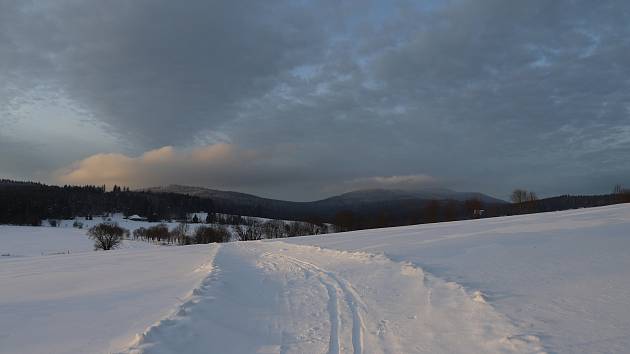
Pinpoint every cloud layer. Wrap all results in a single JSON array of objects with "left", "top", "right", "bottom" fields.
[
  {"left": 2, "top": 0, "right": 630, "bottom": 199},
  {"left": 56, "top": 144, "right": 309, "bottom": 196}
]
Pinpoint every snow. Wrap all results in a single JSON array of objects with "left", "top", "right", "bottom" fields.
[
  {"left": 288, "top": 204, "right": 630, "bottom": 354},
  {"left": 1, "top": 204, "right": 629, "bottom": 353},
  {"left": 124, "top": 242, "right": 542, "bottom": 354},
  {"left": 0, "top": 225, "right": 156, "bottom": 257},
  {"left": 0, "top": 245, "right": 217, "bottom": 354},
  {"left": 46, "top": 214, "right": 185, "bottom": 232}
]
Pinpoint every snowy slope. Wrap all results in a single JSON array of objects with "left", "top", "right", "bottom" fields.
[
  {"left": 0, "top": 246, "right": 217, "bottom": 354},
  {"left": 288, "top": 204, "right": 630, "bottom": 354},
  {"left": 2, "top": 204, "right": 629, "bottom": 353},
  {"left": 123, "top": 242, "right": 542, "bottom": 354},
  {"left": 0, "top": 225, "right": 156, "bottom": 257}
]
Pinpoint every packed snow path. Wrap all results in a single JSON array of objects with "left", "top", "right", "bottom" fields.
[{"left": 125, "top": 242, "right": 542, "bottom": 354}]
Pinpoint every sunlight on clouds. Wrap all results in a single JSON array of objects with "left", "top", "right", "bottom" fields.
[
  {"left": 56, "top": 144, "right": 264, "bottom": 189},
  {"left": 142, "top": 146, "right": 176, "bottom": 163}
]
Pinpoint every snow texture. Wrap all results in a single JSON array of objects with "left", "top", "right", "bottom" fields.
[
  {"left": 123, "top": 242, "right": 543, "bottom": 354},
  {"left": 0, "top": 245, "right": 217, "bottom": 354},
  {"left": 0, "top": 225, "right": 155, "bottom": 257},
  {"left": 289, "top": 204, "right": 630, "bottom": 354},
  {"left": 2, "top": 204, "right": 629, "bottom": 353}
]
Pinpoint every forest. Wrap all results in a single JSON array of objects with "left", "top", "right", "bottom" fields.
[
  {"left": 0, "top": 180, "right": 214, "bottom": 225},
  {"left": 1, "top": 179, "right": 629, "bottom": 230}
]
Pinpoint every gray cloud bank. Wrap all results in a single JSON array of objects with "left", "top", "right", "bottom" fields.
[{"left": 2, "top": 0, "right": 630, "bottom": 200}]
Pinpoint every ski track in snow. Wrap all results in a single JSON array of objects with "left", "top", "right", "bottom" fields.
[
  {"left": 4, "top": 204, "right": 630, "bottom": 353},
  {"left": 122, "top": 242, "right": 544, "bottom": 354},
  {"left": 262, "top": 252, "right": 366, "bottom": 354}
]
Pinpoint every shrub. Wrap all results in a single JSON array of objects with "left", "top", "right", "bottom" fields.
[
  {"left": 87, "top": 223, "right": 127, "bottom": 250},
  {"left": 194, "top": 225, "right": 230, "bottom": 244},
  {"left": 170, "top": 223, "right": 192, "bottom": 245},
  {"left": 145, "top": 224, "right": 170, "bottom": 243}
]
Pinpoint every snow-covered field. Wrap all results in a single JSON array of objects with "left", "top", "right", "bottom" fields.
[
  {"left": 0, "top": 225, "right": 156, "bottom": 257},
  {"left": 0, "top": 245, "right": 217, "bottom": 354},
  {"left": 0, "top": 214, "right": 228, "bottom": 257},
  {"left": 289, "top": 204, "right": 630, "bottom": 354},
  {"left": 1, "top": 204, "right": 629, "bottom": 353}
]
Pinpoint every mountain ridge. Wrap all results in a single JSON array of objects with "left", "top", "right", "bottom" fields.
[{"left": 143, "top": 184, "right": 506, "bottom": 204}]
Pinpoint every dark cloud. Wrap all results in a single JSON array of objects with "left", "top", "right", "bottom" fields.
[
  {"left": 1, "top": 0, "right": 630, "bottom": 200},
  {"left": 0, "top": 137, "right": 56, "bottom": 181},
  {"left": 1, "top": 0, "right": 336, "bottom": 144}
]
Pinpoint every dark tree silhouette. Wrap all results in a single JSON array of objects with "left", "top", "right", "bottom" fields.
[
  {"left": 443, "top": 201, "right": 458, "bottom": 221},
  {"left": 87, "top": 223, "right": 127, "bottom": 250},
  {"left": 194, "top": 225, "right": 230, "bottom": 244},
  {"left": 170, "top": 223, "right": 191, "bottom": 245},
  {"left": 464, "top": 198, "right": 483, "bottom": 218},
  {"left": 423, "top": 200, "right": 440, "bottom": 223}
]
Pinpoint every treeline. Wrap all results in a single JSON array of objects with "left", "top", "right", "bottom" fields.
[
  {"left": 499, "top": 191, "right": 630, "bottom": 215},
  {"left": 331, "top": 198, "right": 484, "bottom": 231},
  {"left": 232, "top": 219, "right": 329, "bottom": 240},
  {"left": 0, "top": 180, "right": 215, "bottom": 225},
  {"left": 2, "top": 179, "right": 630, "bottom": 231},
  {"left": 202, "top": 212, "right": 329, "bottom": 237},
  {"left": 330, "top": 188, "right": 630, "bottom": 231},
  {"left": 130, "top": 218, "right": 328, "bottom": 245},
  {"left": 132, "top": 223, "right": 231, "bottom": 245}
]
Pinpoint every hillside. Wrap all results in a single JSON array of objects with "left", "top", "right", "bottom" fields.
[
  {"left": 2, "top": 204, "right": 629, "bottom": 353},
  {"left": 144, "top": 185, "right": 506, "bottom": 226},
  {"left": 289, "top": 204, "right": 630, "bottom": 353},
  {"left": 2, "top": 180, "right": 500, "bottom": 227},
  {"left": 145, "top": 184, "right": 505, "bottom": 204},
  {"left": 2, "top": 179, "right": 628, "bottom": 229}
]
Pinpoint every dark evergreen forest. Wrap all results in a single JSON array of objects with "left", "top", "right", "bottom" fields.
[{"left": 1, "top": 179, "right": 629, "bottom": 229}]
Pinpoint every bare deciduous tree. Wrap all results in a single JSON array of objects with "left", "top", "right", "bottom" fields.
[
  {"left": 527, "top": 191, "right": 538, "bottom": 202},
  {"left": 511, "top": 189, "right": 528, "bottom": 204},
  {"left": 234, "top": 225, "right": 247, "bottom": 241},
  {"left": 613, "top": 184, "right": 630, "bottom": 203},
  {"left": 170, "top": 223, "right": 191, "bottom": 245},
  {"left": 511, "top": 189, "right": 537, "bottom": 203},
  {"left": 511, "top": 189, "right": 539, "bottom": 213},
  {"left": 613, "top": 184, "right": 624, "bottom": 195},
  {"left": 464, "top": 198, "right": 483, "bottom": 218},
  {"left": 194, "top": 225, "right": 230, "bottom": 244},
  {"left": 87, "top": 223, "right": 127, "bottom": 250},
  {"left": 234, "top": 223, "right": 265, "bottom": 241},
  {"left": 423, "top": 200, "right": 440, "bottom": 223},
  {"left": 443, "top": 200, "right": 458, "bottom": 221}
]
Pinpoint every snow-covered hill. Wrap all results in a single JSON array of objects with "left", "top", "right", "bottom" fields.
[
  {"left": 2, "top": 204, "right": 629, "bottom": 353},
  {"left": 288, "top": 204, "right": 630, "bottom": 353}
]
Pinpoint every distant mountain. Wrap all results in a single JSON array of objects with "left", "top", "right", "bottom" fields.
[
  {"left": 144, "top": 185, "right": 279, "bottom": 204},
  {"left": 3, "top": 179, "right": 628, "bottom": 229},
  {"left": 145, "top": 185, "right": 505, "bottom": 205},
  {"left": 320, "top": 188, "right": 506, "bottom": 205},
  {"left": 142, "top": 185, "right": 506, "bottom": 227}
]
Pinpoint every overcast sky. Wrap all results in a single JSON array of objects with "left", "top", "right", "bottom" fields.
[{"left": 1, "top": 0, "right": 629, "bottom": 201}]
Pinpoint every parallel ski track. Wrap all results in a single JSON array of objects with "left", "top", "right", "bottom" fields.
[{"left": 262, "top": 252, "right": 367, "bottom": 354}]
